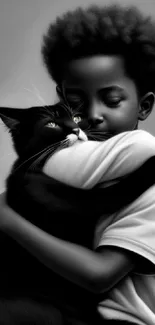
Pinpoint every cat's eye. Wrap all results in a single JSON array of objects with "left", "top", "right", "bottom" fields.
[
  {"left": 46, "top": 121, "right": 57, "bottom": 128},
  {"left": 73, "top": 116, "right": 82, "bottom": 124}
]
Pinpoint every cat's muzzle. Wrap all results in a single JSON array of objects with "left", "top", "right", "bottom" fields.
[{"left": 67, "top": 129, "right": 88, "bottom": 145}]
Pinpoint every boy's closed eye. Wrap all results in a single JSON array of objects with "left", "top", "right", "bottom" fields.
[
  {"left": 67, "top": 94, "right": 84, "bottom": 105},
  {"left": 65, "top": 86, "right": 125, "bottom": 110},
  {"left": 103, "top": 95, "right": 122, "bottom": 107},
  {"left": 65, "top": 91, "right": 86, "bottom": 108},
  {"left": 99, "top": 87, "right": 125, "bottom": 108}
]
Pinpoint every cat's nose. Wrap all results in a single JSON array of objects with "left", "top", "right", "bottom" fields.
[{"left": 72, "top": 128, "right": 80, "bottom": 136}]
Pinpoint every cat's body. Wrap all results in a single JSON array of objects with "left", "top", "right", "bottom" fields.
[
  {"left": 0, "top": 103, "right": 155, "bottom": 324},
  {"left": 0, "top": 103, "right": 114, "bottom": 324}
]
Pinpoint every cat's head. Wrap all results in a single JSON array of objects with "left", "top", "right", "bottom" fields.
[{"left": 0, "top": 103, "right": 88, "bottom": 167}]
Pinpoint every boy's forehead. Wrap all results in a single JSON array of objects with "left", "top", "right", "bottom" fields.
[{"left": 63, "top": 55, "right": 127, "bottom": 88}]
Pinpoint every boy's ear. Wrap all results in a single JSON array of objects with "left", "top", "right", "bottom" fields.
[
  {"left": 0, "top": 107, "right": 27, "bottom": 130},
  {"left": 56, "top": 84, "right": 68, "bottom": 105},
  {"left": 138, "top": 92, "right": 155, "bottom": 121},
  {"left": 56, "top": 85, "right": 65, "bottom": 101}
]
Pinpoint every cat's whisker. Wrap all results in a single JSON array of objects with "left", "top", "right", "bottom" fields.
[
  {"left": 14, "top": 142, "right": 62, "bottom": 172},
  {"left": 68, "top": 105, "right": 73, "bottom": 115},
  {"left": 59, "top": 102, "right": 72, "bottom": 117},
  {"left": 31, "top": 83, "right": 48, "bottom": 107},
  {"left": 87, "top": 134, "right": 99, "bottom": 141},
  {"left": 56, "top": 139, "right": 69, "bottom": 151},
  {"left": 39, "top": 110, "right": 55, "bottom": 120},
  {"left": 89, "top": 132, "right": 108, "bottom": 138},
  {"left": 88, "top": 130, "right": 114, "bottom": 136},
  {"left": 24, "top": 88, "right": 44, "bottom": 107},
  {"left": 89, "top": 132, "right": 113, "bottom": 137},
  {"left": 72, "top": 102, "right": 84, "bottom": 115},
  {"left": 28, "top": 139, "right": 69, "bottom": 171},
  {"left": 24, "top": 85, "right": 50, "bottom": 112},
  {"left": 88, "top": 134, "right": 100, "bottom": 141},
  {"left": 88, "top": 135, "right": 110, "bottom": 141},
  {"left": 29, "top": 149, "right": 55, "bottom": 171},
  {"left": 51, "top": 139, "right": 69, "bottom": 154},
  {"left": 29, "top": 148, "right": 59, "bottom": 172},
  {"left": 84, "top": 125, "right": 92, "bottom": 132},
  {"left": 86, "top": 128, "right": 114, "bottom": 141},
  {"left": 30, "top": 142, "right": 61, "bottom": 165},
  {"left": 85, "top": 130, "right": 107, "bottom": 141},
  {"left": 88, "top": 132, "right": 107, "bottom": 137},
  {"left": 23, "top": 88, "right": 42, "bottom": 107}
]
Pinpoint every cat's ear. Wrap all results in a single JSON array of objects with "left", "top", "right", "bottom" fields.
[{"left": 0, "top": 107, "right": 28, "bottom": 130}]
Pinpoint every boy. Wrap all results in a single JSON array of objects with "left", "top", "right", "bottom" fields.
[{"left": 1, "top": 3, "right": 155, "bottom": 325}]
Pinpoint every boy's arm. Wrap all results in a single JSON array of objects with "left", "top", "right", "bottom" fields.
[{"left": 0, "top": 192, "right": 135, "bottom": 294}]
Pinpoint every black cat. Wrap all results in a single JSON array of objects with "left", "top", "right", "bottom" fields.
[
  {"left": 0, "top": 102, "right": 116, "bottom": 324},
  {"left": 0, "top": 102, "right": 155, "bottom": 325}
]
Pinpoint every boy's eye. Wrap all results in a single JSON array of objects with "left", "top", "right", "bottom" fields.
[
  {"left": 67, "top": 95, "right": 81, "bottom": 102},
  {"left": 66, "top": 94, "right": 85, "bottom": 107},
  {"left": 68, "top": 99, "right": 84, "bottom": 108},
  {"left": 105, "top": 97, "right": 122, "bottom": 107},
  {"left": 46, "top": 121, "right": 58, "bottom": 128},
  {"left": 73, "top": 116, "right": 82, "bottom": 124}
]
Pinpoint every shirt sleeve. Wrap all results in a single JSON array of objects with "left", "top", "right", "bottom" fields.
[{"left": 95, "top": 185, "right": 155, "bottom": 266}]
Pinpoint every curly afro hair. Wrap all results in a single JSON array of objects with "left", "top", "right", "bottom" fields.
[{"left": 42, "top": 4, "right": 155, "bottom": 96}]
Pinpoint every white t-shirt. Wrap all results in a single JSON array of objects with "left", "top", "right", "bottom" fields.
[
  {"left": 43, "top": 130, "right": 155, "bottom": 325},
  {"left": 95, "top": 185, "right": 155, "bottom": 325}
]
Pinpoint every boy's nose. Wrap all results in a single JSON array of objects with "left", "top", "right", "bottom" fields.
[
  {"left": 88, "top": 115, "right": 104, "bottom": 126},
  {"left": 88, "top": 102, "right": 104, "bottom": 126}
]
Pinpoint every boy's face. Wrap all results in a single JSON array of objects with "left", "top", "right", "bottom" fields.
[{"left": 61, "top": 55, "right": 141, "bottom": 136}]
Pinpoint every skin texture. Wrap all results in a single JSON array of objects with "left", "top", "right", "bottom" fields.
[{"left": 0, "top": 55, "right": 155, "bottom": 295}]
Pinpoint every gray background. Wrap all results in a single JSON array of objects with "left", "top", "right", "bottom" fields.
[{"left": 0, "top": 0, "right": 155, "bottom": 191}]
